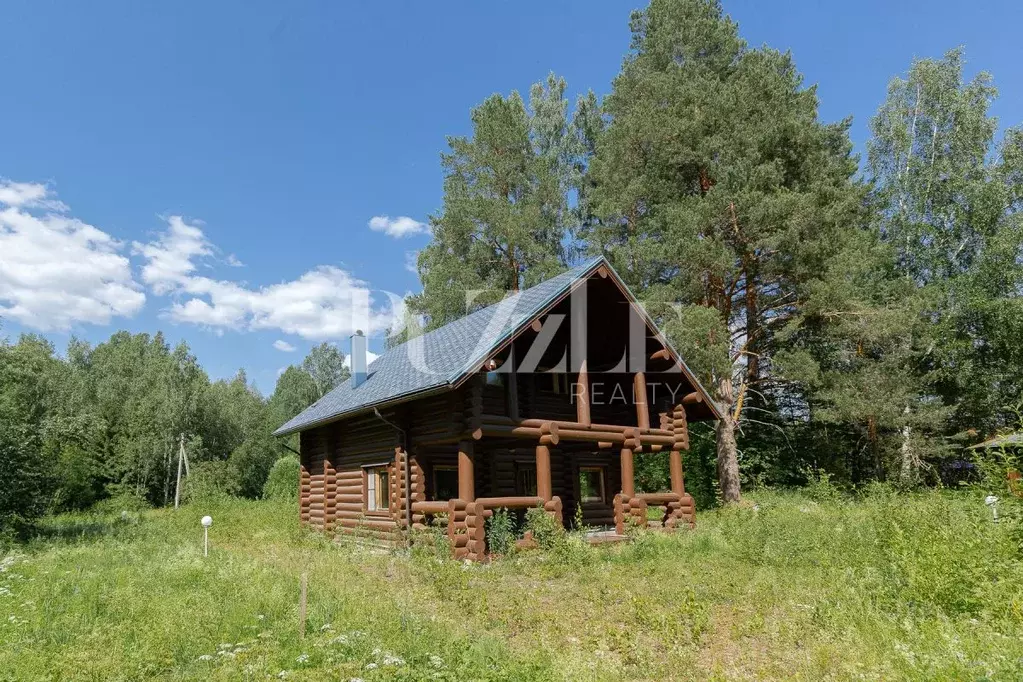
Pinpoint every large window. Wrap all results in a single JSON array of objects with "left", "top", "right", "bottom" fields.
[
  {"left": 365, "top": 465, "right": 390, "bottom": 512},
  {"left": 579, "top": 466, "right": 605, "bottom": 504},
  {"left": 433, "top": 465, "right": 459, "bottom": 501}
]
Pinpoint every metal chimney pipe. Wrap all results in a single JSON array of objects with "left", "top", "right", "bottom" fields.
[{"left": 350, "top": 330, "right": 367, "bottom": 388}]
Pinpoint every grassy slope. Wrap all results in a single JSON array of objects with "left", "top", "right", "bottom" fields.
[{"left": 2, "top": 489, "right": 1022, "bottom": 681}]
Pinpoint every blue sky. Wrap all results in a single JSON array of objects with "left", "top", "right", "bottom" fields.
[{"left": 2, "top": 0, "right": 1021, "bottom": 395}]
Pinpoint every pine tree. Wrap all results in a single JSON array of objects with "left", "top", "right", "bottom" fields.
[
  {"left": 585, "top": 0, "right": 865, "bottom": 502},
  {"left": 408, "top": 74, "right": 580, "bottom": 329}
]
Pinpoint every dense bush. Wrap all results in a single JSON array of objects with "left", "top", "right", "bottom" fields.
[
  {"left": 486, "top": 508, "right": 516, "bottom": 555},
  {"left": 524, "top": 505, "right": 564, "bottom": 551},
  {"left": 184, "top": 461, "right": 240, "bottom": 504},
  {"left": 262, "top": 455, "right": 300, "bottom": 501}
]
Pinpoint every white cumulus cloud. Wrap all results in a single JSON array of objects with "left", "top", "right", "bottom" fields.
[
  {"left": 368, "top": 215, "right": 429, "bottom": 238},
  {"left": 343, "top": 348, "right": 379, "bottom": 369},
  {"left": 0, "top": 180, "right": 145, "bottom": 331},
  {"left": 273, "top": 339, "right": 296, "bottom": 352},
  {"left": 139, "top": 218, "right": 399, "bottom": 340}
]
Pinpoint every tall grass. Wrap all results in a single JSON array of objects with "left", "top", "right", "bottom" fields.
[{"left": 2, "top": 488, "right": 1021, "bottom": 680}]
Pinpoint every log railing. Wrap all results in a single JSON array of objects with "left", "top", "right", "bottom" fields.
[
  {"left": 439, "top": 495, "right": 563, "bottom": 561},
  {"left": 613, "top": 492, "right": 695, "bottom": 535}
]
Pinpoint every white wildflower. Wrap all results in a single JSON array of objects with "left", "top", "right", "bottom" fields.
[
  {"left": 320, "top": 623, "right": 332, "bottom": 631},
  {"left": 365, "top": 662, "right": 378, "bottom": 670},
  {"left": 296, "top": 653, "right": 309, "bottom": 664},
  {"left": 429, "top": 654, "right": 444, "bottom": 668},
  {"left": 197, "top": 654, "right": 213, "bottom": 661},
  {"left": 382, "top": 653, "right": 405, "bottom": 666}
]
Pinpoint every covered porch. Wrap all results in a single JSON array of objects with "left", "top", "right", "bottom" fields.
[{"left": 407, "top": 380, "right": 699, "bottom": 561}]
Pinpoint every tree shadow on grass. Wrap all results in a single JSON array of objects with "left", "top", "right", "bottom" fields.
[{"left": 26, "top": 513, "right": 143, "bottom": 548}]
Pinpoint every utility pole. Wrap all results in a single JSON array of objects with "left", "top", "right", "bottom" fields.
[{"left": 174, "top": 433, "right": 186, "bottom": 509}]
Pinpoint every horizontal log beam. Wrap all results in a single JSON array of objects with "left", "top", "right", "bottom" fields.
[
  {"left": 479, "top": 415, "right": 673, "bottom": 438},
  {"left": 475, "top": 496, "right": 545, "bottom": 509}
]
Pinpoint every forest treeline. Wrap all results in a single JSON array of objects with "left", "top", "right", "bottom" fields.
[
  {"left": 3, "top": 0, "right": 1023, "bottom": 533},
  {"left": 0, "top": 331, "right": 346, "bottom": 536}
]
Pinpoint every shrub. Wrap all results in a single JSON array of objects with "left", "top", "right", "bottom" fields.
[
  {"left": 91, "top": 491, "right": 151, "bottom": 515},
  {"left": 524, "top": 505, "right": 564, "bottom": 551},
  {"left": 262, "top": 455, "right": 300, "bottom": 501},
  {"left": 486, "top": 508, "right": 516, "bottom": 556},
  {"left": 184, "top": 461, "right": 239, "bottom": 504}
]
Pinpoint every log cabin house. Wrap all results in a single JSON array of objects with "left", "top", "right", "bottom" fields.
[{"left": 274, "top": 256, "right": 721, "bottom": 560}]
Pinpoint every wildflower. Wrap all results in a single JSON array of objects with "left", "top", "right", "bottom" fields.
[
  {"left": 277, "top": 671, "right": 288, "bottom": 679},
  {"left": 429, "top": 654, "right": 444, "bottom": 668},
  {"left": 296, "top": 653, "right": 309, "bottom": 664},
  {"left": 197, "top": 654, "right": 213, "bottom": 661},
  {"left": 382, "top": 653, "right": 405, "bottom": 666},
  {"left": 320, "top": 623, "right": 332, "bottom": 631},
  {"left": 365, "top": 662, "right": 378, "bottom": 670}
]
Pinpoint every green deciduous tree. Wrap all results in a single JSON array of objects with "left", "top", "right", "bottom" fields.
[
  {"left": 301, "top": 342, "right": 350, "bottom": 398},
  {"left": 866, "top": 48, "right": 1023, "bottom": 478},
  {"left": 0, "top": 335, "right": 59, "bottom": 537}
]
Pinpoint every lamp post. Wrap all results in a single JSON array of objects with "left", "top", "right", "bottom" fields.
[
  {"left": 201, "top": 515, "right": 213, "bottom": 556},
  {"left": 984, "top": 496, "right": 999, "bottom": 523}
]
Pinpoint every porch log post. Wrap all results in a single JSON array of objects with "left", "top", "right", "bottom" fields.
[
  {"left": 620, "top": 428, "right": 637, "bottom": 497},
  {"left": 536, "top": 443, "right": 552, "bottom": 502},
  {"left": 669, "top": 449, "right": 685, "bottom": 496},
  {"left": 576, "top": 359, "right": 590, "bottom": 426},
  {"left": 458, "top": 439, "right": 475, "bottom": 501},
  {"left": 633, "top": 371, "right": 650, "bottom": 430}
]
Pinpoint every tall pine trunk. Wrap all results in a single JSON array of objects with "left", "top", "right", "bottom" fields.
[{"left": 715, "top": 376, "right": 741, "bottom": 503}]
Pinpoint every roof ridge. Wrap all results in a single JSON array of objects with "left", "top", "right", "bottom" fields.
[{"left": 370, "top": 254, "right": 605, "bottom": 368}]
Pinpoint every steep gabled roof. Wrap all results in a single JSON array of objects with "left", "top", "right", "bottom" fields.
[{"left": 274, "top": 256, "right": 720, "bottom": 436}]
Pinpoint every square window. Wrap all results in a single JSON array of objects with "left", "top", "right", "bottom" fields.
[
  {"left": 433, "top": 465, "right": 459, "bottom": 501},
  {"left": 365, "top": 465, "right": 390, "bottom": 512},
  {"left": 579, "top": 467, "right": 605, "bottom": 504}
]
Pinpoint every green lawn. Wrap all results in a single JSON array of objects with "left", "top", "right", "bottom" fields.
[{"left": 2, "top": 489, "right": 1022, "bottom": 681}]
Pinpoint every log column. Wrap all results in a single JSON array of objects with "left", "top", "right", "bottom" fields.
[
  {"left": 620, "top": 428, "right": 637, "bottom": 497},
  {"left": 576, "top": 359, "right": 590, "bottom": 426},
  {"left": 669, "top": 449, "right": 685, "bottom": 496},
  {"left": 458, "top": 439, "right": 475, "bottom": 501},
  {"left": 536, "top": 444, "right": 552, "bottom": 502},
  {"left": 633, "top": 371, "right": 650, "bottom": 430}
]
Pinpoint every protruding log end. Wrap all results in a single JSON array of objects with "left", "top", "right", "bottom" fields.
[{"left": 681, "top": 391, "right": 703, "bottom": 406}]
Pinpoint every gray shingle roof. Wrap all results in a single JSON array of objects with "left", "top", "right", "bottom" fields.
[
  {"left": 274, "top": 256, "right": 606, "bottom": 436},
  {"left": 274, "top": 255, "right": 720, "bottom": 436}
]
